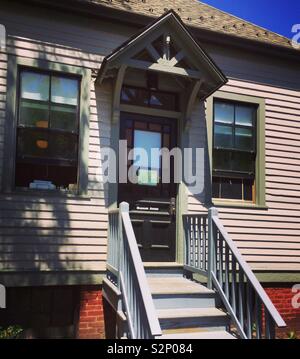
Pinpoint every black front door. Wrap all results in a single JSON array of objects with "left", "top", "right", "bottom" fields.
[{"left": 118, "top": 112, "right": 177, "bottom": 262}]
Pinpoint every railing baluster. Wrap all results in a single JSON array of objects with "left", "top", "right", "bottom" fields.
[
  {"left": 192, "top": 217, "right": 196, "bottom": 267},
  {"left": 239, "top": 269, "right": 245, "bottom": 332},
  {"left": 246, "top": 280, "right": 253, "bottom": 339},
  {"left": 225, "top": 244, "right": 230, "bottom": 299},
  {"left": 198, "top": 217, "right": 202, "bottom": 270},
  {"left": 265, "top": 311, "right": 276, "bottom": 339},
  {"left": 203, "top": 216, "right": 207, "bottom": 271},
  {"left": 187, "top": 217, "right": 191, "bottom": 266},
  {"left": 231, "top": 256, "right": 237, "bottom": 314},
  {"left": 255, "top": 295, "right": 262, "bottom": 339},
  {"left": 219, "top": 233, "right": 223, "bottom": 288}
]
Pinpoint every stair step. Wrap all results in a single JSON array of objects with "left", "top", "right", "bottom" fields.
[
  {"left": 157, "top": 307, "right": 230, "bottom": 331},
  {"left": 160, "top": 330, "right": 236, "bottom": 340},
  {"left": 145, "top": 263, "right": 183, "bottom": 277},
  {"left": 148, "top": 277, "right": 213, "bottom": 295}
]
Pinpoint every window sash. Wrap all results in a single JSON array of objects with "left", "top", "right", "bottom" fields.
[
  {"left": 213, "top": 100, "right": 257, "bottom": 153},
  {"left": 18, "top": 70, "right": 80, "bottom": 134}
]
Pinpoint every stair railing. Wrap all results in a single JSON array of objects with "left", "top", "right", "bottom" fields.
[
  {"left": 183, "top": 208, "right": 286, "bottom": 339},
  {"left": 108, "top": 202, "right": 162, "bottom": 339}
]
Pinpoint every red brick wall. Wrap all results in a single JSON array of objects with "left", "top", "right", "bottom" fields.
[
  {"left": 264, "top": 284, "right": 300, "bottom": 339},
  {"left": 76, "top": 285, "right": 105, "bottom": 339}
]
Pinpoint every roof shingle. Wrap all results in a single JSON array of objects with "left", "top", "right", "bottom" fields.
[{"left": 85, "top": 0, "right": 296, "bottom": 50}]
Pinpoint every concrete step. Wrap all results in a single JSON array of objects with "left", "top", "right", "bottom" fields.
[
  {"left": 160, "top": 330, "right": 236, "bottom": 340},
  {"left": 157, "top": 307, "right": 230, "bottom": 331},
  {"left": 148, "top": 277, "right": 218, "bottom": 309},
  {"left": 144, "top": 263, "right": 183, "bottom": 277}
]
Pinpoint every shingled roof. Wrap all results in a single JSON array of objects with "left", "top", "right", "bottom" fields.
[{"left": 85, "top": 0, "right": 295, "bottom": 50}]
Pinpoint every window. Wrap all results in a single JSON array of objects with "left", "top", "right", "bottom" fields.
[
  {"left": 121, "top": 85, "right": 178, "bottom": 111},
  {"left": 212, "top": 100, "right": 257, "bottom": 202},
  {"left": 15, "top": 69, "right": 80, "bottom": 191}
]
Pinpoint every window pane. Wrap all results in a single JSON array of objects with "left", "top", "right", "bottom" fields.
[
  {"left": 213, "top": 150, "right": 231, "bottom": 171},
  {"left": 221, "top": 178, "right": 242, "bottom": 200},
  {"left": 17, "top": 129, "right": 50, "bottom": 159},
  {"left": 19, "top": 99, "right": 49, "bottom": 128},
  {"left": 50, "top": 133, "right": 78, "bottom": 161},
  {"left": 20, "top": 71, "right": 49, "bottom": 101},
  {"left": 233, "top": 152, "right": 255, "bottom": 173},
  {"left": 212, "top": 177, "right": 220, "bottom": 198},
  {"left": 236, "top": 105, "right": 254, "bottom": 126},
  {"left": 214, "top": 125, "right": 233, "bottom": 148},
  {"left": 17, "top": 129, "right": 77, "bottom": 161},
  {"left": 214, "top": 102, "right": 234, "bottom": 124},
  {"left": 51, "top": 76, "right": 78, "bottom": 106},
  {"left": 15, "top": 162, "right": 77, "bottom": 189},
  {"left": 244, "top": 179, "right": 254, "bottom": 201},
  {"left": 149, "top": 92, "right": 177, "bottom": 111},
  {"left": 50, "top": 104, "right": 78, "bottom": 132},
  {"left": 121, "top": 87, "right": 148, "bottom": 106},
  {"left": 231, "top": 152, "right": 255, "bottom": 173},
  {"left": 235, "top": 127, "right": 254, "bottom": 151}
]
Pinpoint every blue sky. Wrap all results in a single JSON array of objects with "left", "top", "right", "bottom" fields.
[{"left": 200, "top": 0, "right": 300, "bottom": 39}]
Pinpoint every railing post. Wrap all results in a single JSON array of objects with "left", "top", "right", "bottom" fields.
[
  {"left": 117, "top": 202, "right": 129, "bottom": 289},
  {"left": 208, "top": 207, "right": 218, "bottom": 289}
]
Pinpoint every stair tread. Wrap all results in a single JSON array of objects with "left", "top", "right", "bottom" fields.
[
  {"left": 160, "top": 330, "right": 236, "bottom": 340},
  {"left": 148, "top": 277, "right": 214, "bottom": 295},
  {"left": 157, "top": 307, "right": 228, "bottom": 319}
]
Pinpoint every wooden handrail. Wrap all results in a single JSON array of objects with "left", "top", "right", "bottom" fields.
[
  {"left": 107, "top": 202, "right": 162, "bottom": 339},
  {"left": 120, "top": 203, "right": 162, "bottom": 337},
  {"left": 183, "top": 208, "right": 286, "bottom": 339},
  {"left": 211, "top": 211, "right": 286, "bottom": 329}
]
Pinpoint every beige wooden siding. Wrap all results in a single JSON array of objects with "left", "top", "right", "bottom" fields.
[
  {"left": 0, "top": 4, "right": 135, "bottom": 275},
  {"left": 188, "top": 78, "right": 300, "bottom": 271}
]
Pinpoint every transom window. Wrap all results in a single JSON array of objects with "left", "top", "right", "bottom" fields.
[
  {"left": 212, "top": 100, "right": 257, "bottom": 202},
  {"left": 121, "top": 85, "right": 178, "bottom": 111},
  {"left": 15, "top": 69, "right": 80, "bottom": 191}
]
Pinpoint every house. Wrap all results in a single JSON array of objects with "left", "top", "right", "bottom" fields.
[{"left": 0, "top": 0, "right": 299, "bottom": 339}]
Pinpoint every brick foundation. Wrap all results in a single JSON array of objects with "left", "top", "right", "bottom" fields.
[
  {"left": 76, "top": 285, "right": 105, "bottom": 339},
  {"left": 264, "top": 284, "right": 300, "bottom": 339}
]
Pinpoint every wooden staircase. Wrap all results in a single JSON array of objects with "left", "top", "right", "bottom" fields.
[
  {"left": 106, "top": 203, "right": 286, "bottom": 339},
  {"left": 145, "top": 265, "right": 236, "bottom": 339}
]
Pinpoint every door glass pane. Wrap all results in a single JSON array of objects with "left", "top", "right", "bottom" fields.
[
  {"left": 20, "top": 71, "right": 49, "bottom": 101},
  {"left": 214, "top": 125, "right": 233, "bottom": 148},
  {"left": 214, "top": 102, "right": 234, "bottom": 124},
  {"left": 235, "top": 127, "right": 253, "bottom": 151},
  {"left": 19, "top": 99, "right": 49, "bottom": 128},
  {"left": 134, "top": 130, "right": 161, "bottom": 186},
  {"left": 236, "top": 105, "right": 254, "bottom": 126},
  {"left": 50, "top": 104, "right": 78, "bottom": 132},
  {"left": 51, "top": 76, "right": 78, "bottom": 106}
]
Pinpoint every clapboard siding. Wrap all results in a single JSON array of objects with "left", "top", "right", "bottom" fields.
[
  {"left": 0, "top": 1, "right": 299, "bottom": 278},
  {"left": 188, "top": 77, "right": 300, "bottom": 271},
  {"left": 0, "top": 3, "right": 137, "bottom": 276}
]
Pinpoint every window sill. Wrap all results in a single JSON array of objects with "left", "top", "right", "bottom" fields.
[
  {"left": 212, "top": 199, "right": 268, "bottom": 210},
  {"left": 5, "top": 187, "right": 91, "bottom": 200}
]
